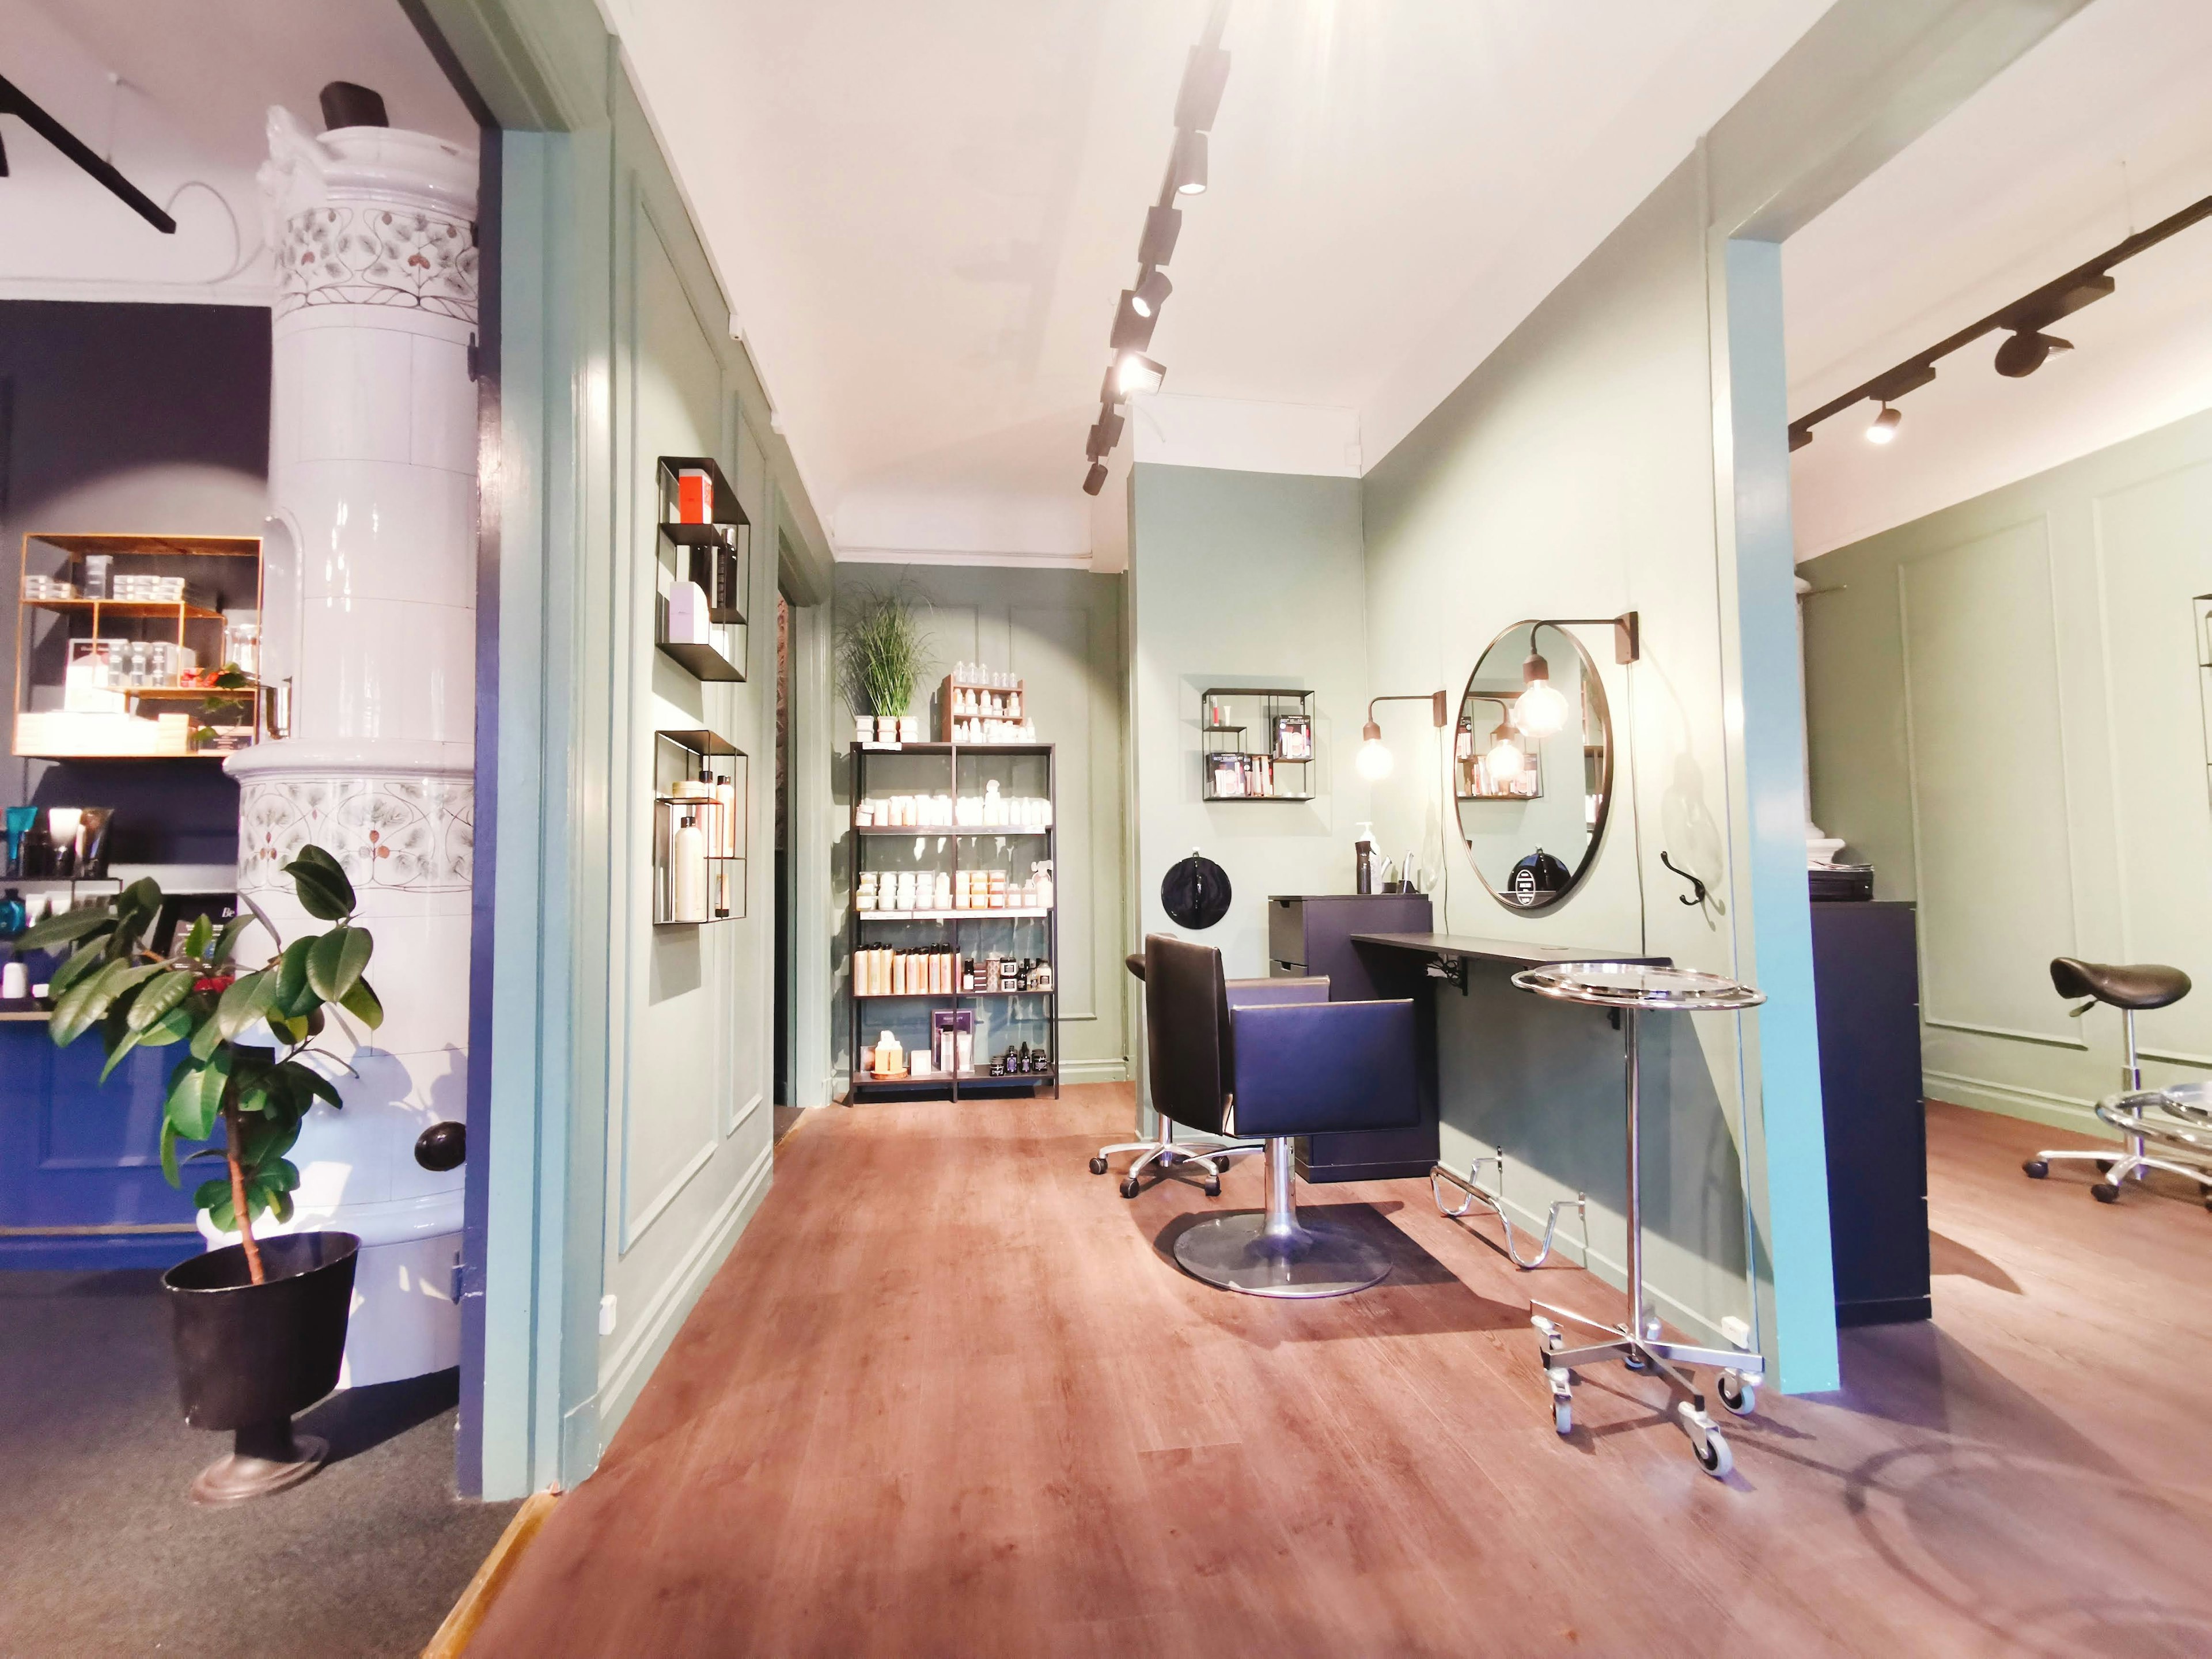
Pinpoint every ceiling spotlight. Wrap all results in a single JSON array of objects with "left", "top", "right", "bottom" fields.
[
  {"left": 1115, "top": 351, "right": 1166, "bottom": 397},
  {"left": 1111, "top": 290, "right": 1157, "bottom": 351},
  {"left": 1086, "top": 410, "right": 1124, "bottom": 459},
  {"left": 1139, "top": 204, "right": 1183, "bottom": 268},
  {"left": 1865, "top": 403, "right": 1902, "bottom": 445},
  {"left": 1083, "top": 461, "right": 1108, "bottom": 496},
  {"left": 1131, "top": 267, "right": 1172, "bottom": 319},
  {"left": 1171, "top": 129, "right": 1208, "bottom": 196},
  {"left": 1993, "top": 330, "right": 2073, "bottom": 378}
]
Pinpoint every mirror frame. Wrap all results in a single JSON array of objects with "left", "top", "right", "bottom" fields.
[{"left": 1455, "top": 619, "right": 1616, "bottom": 915}]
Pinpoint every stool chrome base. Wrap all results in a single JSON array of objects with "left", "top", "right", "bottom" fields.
[
  {"left": 1172, "top": 1137, "right": 1392, "bottom": 1299},
  {"left": 1531, "top": 1299, "right": 1762, "bottom": 1477}
]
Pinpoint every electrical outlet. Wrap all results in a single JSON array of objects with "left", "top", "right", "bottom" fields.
[{"left": 599, "top": 1294, "right": 618, "bottom": 1336}]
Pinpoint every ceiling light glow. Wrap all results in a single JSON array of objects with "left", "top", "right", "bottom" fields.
[
  {"left": 1115, "top": 352, "right": 1165, "bottom": 397},
  {"left": 1171, "top": 129, "right": 1208, "bottom": 196},
  {"left": 1865, "top": 403, "right": 1902, "bottom": 445},
  {"left": 1131, "top": 268, "right": 1172, "bottom": 319}
]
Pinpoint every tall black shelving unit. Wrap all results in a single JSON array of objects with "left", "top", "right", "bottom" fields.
[{"left": 846, "top": 741, "right": 1060, "bottom": 1101}]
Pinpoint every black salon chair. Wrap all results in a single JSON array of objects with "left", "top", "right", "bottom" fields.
[
  {"left": 1141, "top": 933, "right": 1419, "bottom": 1298},
  {"left": 1090, "top": 951, "right": 1264, "bottom": 1198},
  {"left": 2024, "top": 956, "right": 2195, "bottom": 1202}
]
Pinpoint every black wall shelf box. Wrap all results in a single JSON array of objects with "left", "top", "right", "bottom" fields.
[
  {"left": 652, "top": 729, "right": 747, "bottom": 926},
  {"left": 655, "top": 455, "right": 751, "bottom": 679},
  {"left": 1200, "top": 687, "right": 1315, "bottom": 802}
]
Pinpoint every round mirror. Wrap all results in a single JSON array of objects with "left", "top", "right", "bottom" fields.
[{"left": 1453, "top": 621, "right": 1613, "bottom": 912}]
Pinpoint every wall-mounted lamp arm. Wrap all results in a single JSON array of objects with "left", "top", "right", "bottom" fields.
[
  {"left": 1527, "top": 614, "right": 1640, "bottom": 665},
  {"left": 1363, "top": 691, "right": 1448, "bottom": 736},
  {"left": 0, "top": 74, "right": 176, "bottom": 233}
]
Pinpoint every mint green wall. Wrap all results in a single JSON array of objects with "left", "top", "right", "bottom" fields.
[
  {"left": 426, "top": 0, "right": 834, "bottom": 1499},
  {"left": 1802, "top": 407, "right": 2212, "bottom": 1133},
  {"left": 825, "top": 564, "right": 1128, "bottom": 1091},
  {"left": 1128, "top": 468, "right": 1371, "bottom": 976}
]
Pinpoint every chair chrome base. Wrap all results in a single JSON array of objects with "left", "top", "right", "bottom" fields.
[
  {"left": 1171, "top": 1138, "right": 1392, "bottom": 1299},
  {"left": 1092, "top": 1116, "right": 1260, "bottom": 1199}
]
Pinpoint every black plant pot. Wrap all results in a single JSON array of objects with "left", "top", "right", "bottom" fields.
[{"left": 162, "top": 1229, "right": 359, "bottom": 1505}]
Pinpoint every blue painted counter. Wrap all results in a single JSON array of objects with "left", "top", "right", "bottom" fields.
[{"left": 1, "top": 1014, "right": 204, "bottom": 1270}]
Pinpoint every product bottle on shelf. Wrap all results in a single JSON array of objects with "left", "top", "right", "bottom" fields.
[{"left": 671, "top": 811, "right": 708, "bottom": 922}]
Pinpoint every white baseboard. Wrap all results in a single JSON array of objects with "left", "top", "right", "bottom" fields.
[
  {"left": 593, "top": 1139, "right": 775, "bottom": 1442},
  {"left": 1059, "top": 1056, "right": 1128, "bottom": 1084}
]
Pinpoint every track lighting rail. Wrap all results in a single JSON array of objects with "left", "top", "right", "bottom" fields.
[
  {"left": 1788, "top": 191, "right": 2212, "bottom": 450},
  {"left": 0, "top": 72, "right": 176, "bottom": 234}
]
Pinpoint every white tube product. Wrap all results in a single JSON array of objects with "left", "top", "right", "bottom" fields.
[{"left": 671, "top": 812, "right": 708, "bottom": 922}]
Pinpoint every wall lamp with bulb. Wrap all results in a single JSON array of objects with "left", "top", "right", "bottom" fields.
[
  {"left": 1357, "top": 690, "right": 1448, "bottom": 782},
  {"left": 1788, "top": 190, "right": 2212, "bottom": 452},
  {"left": 1463, "top": 695, "right": 1527, "bottom": 783}
]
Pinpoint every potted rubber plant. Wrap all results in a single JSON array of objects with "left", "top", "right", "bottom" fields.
[
  {"left": 14, "top": 844, "right": 382, "bottom": 1504},
  {"left": 840, "top": 590, "right": 929, "bottom": 744}
]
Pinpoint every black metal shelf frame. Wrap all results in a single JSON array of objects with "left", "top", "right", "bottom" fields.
[
  {"left": 1200, "top": 687, "right": 1316, "bottom": 801},
  {"left": 654, "top": 455, "right": 751, "bottom": 682},
  {"left": 846, "top": 742, "right": 1059, "bottom": 1101}
]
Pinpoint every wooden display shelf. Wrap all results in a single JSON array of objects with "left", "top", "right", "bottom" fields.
[
  {"left": 20, "top": 597, "right": 225, "bottom": 622},
  {"left": 28, "top": 533, "right": 259, "bottom": 559},
  {"left": 853, "top": 824, "right": 1050, "bottom": 836},
  {"left": 856, "top": 908, "right": 1052, "bottom": 921}
]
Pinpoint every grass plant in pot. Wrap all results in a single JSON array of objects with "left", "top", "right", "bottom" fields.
[
  {"left": 16, "top": 844, "right": 382, "bottom": 1504},
  {"left": 841, "top": 590, "right": 929, "bottom": 745}
]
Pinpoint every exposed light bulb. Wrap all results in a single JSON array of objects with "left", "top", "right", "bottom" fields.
[
  {"left": 1865, "top": 403, "right": 1902, "bottom": 445},
  {"left": 1514, "top": 654, "right": 1569, "bottom": 737},
  {"left": 1357, "top": 736, "right": 1394, "bottom": 781},
  {"left": 1486, "top": 725, "right": 1525, "bottom": 782}
]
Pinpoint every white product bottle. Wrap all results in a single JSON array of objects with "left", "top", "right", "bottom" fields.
[
  {"left": 715, "top": 772, "right": 736, "bottom": 856},
  {"left": 671, "top": 812, "right": 708, "bottom": 922}
]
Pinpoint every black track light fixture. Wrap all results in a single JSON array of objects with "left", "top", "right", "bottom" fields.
[
  {"left": 0, "top": 73, "right": 175, "bottom": 233},
  {"left": 1087, "top": 410, "right": 1124, "bottom": 459},
  {"left": 1790, "top": 194, "right": 2211, "bottom": 450},
  {"left": 1111, "top": 290, "right": 1158, "bottom": 352},
  {"left": 1131, "top": 267, "right": 1172, "bottom": 319},
  {"left": 1113, "top": 352, "right": 1166, "bottom": 398},
  {"left": 1083, "top": 461, "right": 1108, "bottom": 496},
  {"left": 1993, "top": 330, "right": 2073, "bottom": 378},
  {"left": 1139, "top": 204, "right": 1182, "bottom": 269},
  {"left": 1170, "top": 129, "right": 1208, "bottom": 197}
]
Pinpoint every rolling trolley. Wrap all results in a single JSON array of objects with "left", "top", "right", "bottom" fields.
[{"left": 1510, "top": 961, "right": 1768, "bottom": 1480}]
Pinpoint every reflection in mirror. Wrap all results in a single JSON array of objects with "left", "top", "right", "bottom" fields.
[{"left": 1454, "top": 622, "right": 1612, "bottom": 911}]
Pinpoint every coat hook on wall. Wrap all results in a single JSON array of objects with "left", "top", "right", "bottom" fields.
[{"left": 1658, "top": 851, "right": 1708, "bottom": 908}]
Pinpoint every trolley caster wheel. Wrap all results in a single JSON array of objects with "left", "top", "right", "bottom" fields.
[
  {"left": 1677, "top": 1403, "right": 1732, "bottom": 1479},
  {"left": 1202, "top": 1176, "right": 1222, "bottom": 1198},
  {"left": 2022, "top": 1159, "right": 2048, "bottom": 1179},
  {"left": 1118, "top": 1176, "right": 1142, "bottom": 1199},
  {"left": 1717, "top": 1372, "right": 1757, "bottom": 1417},
  {"left": 1554, "top": 1398, "right": 1573, "bottom": 1437},
  {"left": 2092, "top": 1182, "right": 2122, "bottom": 1204},
  {"left": 1088, "top": 1154, "right": 1109, "bottom": 1176}
]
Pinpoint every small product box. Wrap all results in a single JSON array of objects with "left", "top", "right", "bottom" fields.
[{"left": 676, "top": 467, "right": 713, "bottom": 525}]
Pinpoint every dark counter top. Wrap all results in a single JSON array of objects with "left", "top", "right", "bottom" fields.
[{"left": 1351, "top": 931, "right": 1671, "bottom": 968}]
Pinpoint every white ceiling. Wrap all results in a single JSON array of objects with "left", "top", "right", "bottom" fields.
[
  {"left": 1, "top": 1, "right": 475, "bottom": 302},
  {"left": 610, "top": 0, "right": 1831, "bottom": 566},
  {"left": 1786, "top": 0, "right": 2212, "bottom": 560}
]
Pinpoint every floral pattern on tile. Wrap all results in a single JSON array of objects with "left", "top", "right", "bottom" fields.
[
  {"left": 276, "top": 206, "right": 478, "bottom": 322},
  {"left": 240, "top": 775, "right": 474, "bottom": 895}
]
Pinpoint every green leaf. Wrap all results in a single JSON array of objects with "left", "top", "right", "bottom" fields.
[
  {"left": 13, "top": 903, "right": 116, "bottom": 953},
  {"left": 138, "top": 1002, "right": 194, "bottom": 1049},
  {"left": 180, "top": 913, "right": 213, "bottom": 963},
  {"left": 284, "top": 846, "right": 355, "bottom": 922},
  {"left": 215, "top": 970, "right": 280, "bottom": 1041},
  {"left": 194, "top": 1176, "right": 231, "bottom": 1214},
  {"left": 165, "top": 1048, "right": 232, "bottom": 1141},
  {"left": 101, "top": 998, "right": 197, "bottom": 1081},
  {"left": 306, "top": 925, "right": 373, "bottom": 1003},
  {"left": 274, "top": 936, "right": 317, "bottom": 1018},
  {"left": 278, "top": 1059, "right": 343, "bottom": 1110},
  {"left": 208, "top": 914, "right": 252, "bottom": 969},
  {"left": 127, "top": 969, "right": 198, "bottom": 1034},
  {"left": 206, "top": 1195, "right": 236, "bottom": 1232},
  {"left": 51, "top": 960, "right": 158, "bottom": 1047},
  {"left": 160, "top": 1120, "right": 180, "bottom": 1188},
  {"left": 47, "top": 943, "right": 110, "bottom": 999},
  {"left": 338, "top": 976, "right": 385, "bottom": 1031},
  {"left": 109, "top": 879, "right": 163, "bottom": 955}
]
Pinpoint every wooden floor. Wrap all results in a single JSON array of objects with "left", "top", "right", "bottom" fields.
[{"left": 470, "top": 1090, "right": 2212, "bottom": 1657}]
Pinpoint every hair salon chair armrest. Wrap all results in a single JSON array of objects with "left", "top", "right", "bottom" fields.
[{"left": 1228, "top": 999, "right": 1419, "bottom": 1138}]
